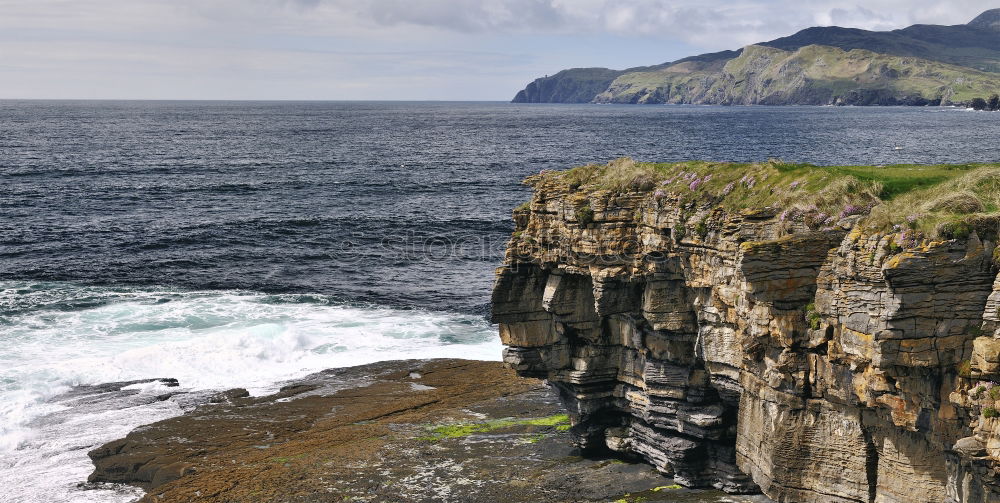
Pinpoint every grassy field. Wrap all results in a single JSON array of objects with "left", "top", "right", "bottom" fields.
[{"left": 530, "top": 158, "right": 1000, "bottom": 240}]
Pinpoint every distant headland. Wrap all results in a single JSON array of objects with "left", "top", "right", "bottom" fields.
[{"left": 514, "top": 9, "right": 1000, "bottom": 107}]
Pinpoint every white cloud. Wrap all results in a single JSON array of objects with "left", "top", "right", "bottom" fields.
[{"left": 0, "top": 0, "right": 994, "bottom": 99}]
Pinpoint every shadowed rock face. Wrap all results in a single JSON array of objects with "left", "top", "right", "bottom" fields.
[{"left": 491, "top": 176, "right": 1000, "bottom": 502}]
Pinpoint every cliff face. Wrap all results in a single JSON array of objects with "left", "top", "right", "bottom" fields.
[
  {"left": 512, "top": 68, "right": 628, "bottom": 104},
  {"left": 491, "top": 161, "right": 1000, "bottom": 502}
]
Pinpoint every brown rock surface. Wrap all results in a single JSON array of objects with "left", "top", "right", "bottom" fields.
[{"left": 87, "top": 359, "right": 767, "bottom": 503}]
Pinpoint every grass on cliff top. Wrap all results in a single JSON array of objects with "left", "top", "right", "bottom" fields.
[{"left": 527, "top": 158, "right": 1000, "bottom": 238}]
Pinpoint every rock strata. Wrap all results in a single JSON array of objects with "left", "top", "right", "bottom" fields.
[{"left": 492, "top": 167, "right": 1000, "bottom": 502}]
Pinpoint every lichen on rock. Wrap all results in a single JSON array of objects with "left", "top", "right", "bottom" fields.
[{"left": 492, "top": 159, "right": 1000, "bottom": 502}]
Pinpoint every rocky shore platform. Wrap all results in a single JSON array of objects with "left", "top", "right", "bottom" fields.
[{"left": 87, "top": 359, "right": 769, "bottom": 503}]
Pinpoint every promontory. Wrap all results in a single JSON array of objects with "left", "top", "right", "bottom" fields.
[
  {"left": 492, "top": 159, "right": 1000, "bottom": 502},
  {"left": 514, "top": 9, "right": 1000, "bottom": 106}
]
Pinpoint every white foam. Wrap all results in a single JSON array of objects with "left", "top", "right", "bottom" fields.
[{"left": 0, "top": 282, "right": 502, "bottom": 502}]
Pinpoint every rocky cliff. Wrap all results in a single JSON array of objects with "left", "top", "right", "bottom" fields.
[
  {"left": 513, "top": 68, "right": 630, "bottom": 104},
  {"left": 491, "top": 159, "right": 1000, "bottom": 502}
]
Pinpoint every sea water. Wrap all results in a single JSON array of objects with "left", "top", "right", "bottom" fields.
[
  {"left": 3, "top": 101, "right": 1000, "bottom": 502},
  {"left": 0, "top": 282, "right": 500, "bottom": 501}
]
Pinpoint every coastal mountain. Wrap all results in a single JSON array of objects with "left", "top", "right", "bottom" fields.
[{"left": 514, "top": 8, "right": 1000, "bottom": 105}]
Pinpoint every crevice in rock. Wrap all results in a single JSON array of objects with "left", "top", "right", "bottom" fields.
[{"left": 862, "top": 423, "right": 879, "bottom": 503}]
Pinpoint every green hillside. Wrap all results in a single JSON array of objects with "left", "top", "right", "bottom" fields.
[
  {"left": 593, "top": 44, "right": 1000, "bottom": 105},
  {"left": 513, "top": 9, "right": 1000, "bottom": 105}
]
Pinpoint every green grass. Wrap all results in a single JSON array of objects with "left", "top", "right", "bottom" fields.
[
  {"left": 528, "top": 158, "right": 1000, "bottom": 241},
  {"left": 419, "top": 414, "right": 571, "bottom": 441},
  {"left": 805, "top": 303, "right": 822, "bottom": 330},
  {"left": 958, "top": 360, "right": 973, "bottom": 377},
  {"left": 866, "top": 167, "right": 1000, "bottom": 238},
  {"left": 817, "top": 165, "right": 979, "bottom": 199},
  {"left": 575, "top": 202, "right": 595, "bottom": 225}
]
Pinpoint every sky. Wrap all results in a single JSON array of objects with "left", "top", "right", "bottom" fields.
[{"left": 0, "top": 0, "right": 993, "bottom": 100}]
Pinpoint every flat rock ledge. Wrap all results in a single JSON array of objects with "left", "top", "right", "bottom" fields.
[{"left": 87, "top": 359, "right": 768, "bottom": 503}]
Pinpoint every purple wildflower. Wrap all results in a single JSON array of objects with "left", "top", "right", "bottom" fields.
[
  {"left": 790, "top": 181, "right": 801, "bottom": 190},
  {"left": 896, "top": 229, "right": 924, "bottom": 249},
  {"left": 839, "top": 204, "right": 863, "bottom": 219},
  {"left": 721, "top": 182, "right": 735, "bottom": 195}
]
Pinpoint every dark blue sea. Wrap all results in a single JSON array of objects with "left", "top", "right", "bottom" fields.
[
  {"left": 5, "top": 101, "right": 999, "bottom": 313},
  {"left": 1, "top": 101, "right": 998, "bottom": 502}
]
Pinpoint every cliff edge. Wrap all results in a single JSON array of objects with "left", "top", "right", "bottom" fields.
[{"left": 492, "top": 159, "right": 1000, "bottom": 502}]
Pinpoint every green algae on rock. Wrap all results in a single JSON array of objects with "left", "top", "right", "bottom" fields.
[{"left": 419, "top": 414, "right": 571, "bottom": 441}]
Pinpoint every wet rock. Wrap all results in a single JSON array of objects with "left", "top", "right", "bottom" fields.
[{"left": 86, "top": 359, "right": 765, "bottom": 503}]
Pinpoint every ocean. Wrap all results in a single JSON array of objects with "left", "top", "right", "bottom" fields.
[{"left": 2, "top": 101, "right": 999, "bottom": 502}]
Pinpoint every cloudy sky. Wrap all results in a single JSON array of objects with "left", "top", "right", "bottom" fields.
[{"left": 0, "top": 0, "right": 992, "bottom": 100}]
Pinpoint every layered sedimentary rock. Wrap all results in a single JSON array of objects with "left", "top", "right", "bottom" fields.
[{"left": 492, "top": 170, "right": 1000, "bottom": 502}]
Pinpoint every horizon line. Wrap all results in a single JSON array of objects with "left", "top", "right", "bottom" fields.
[{"left": 0, "top": 98, "right": 521, "bottom": 103}]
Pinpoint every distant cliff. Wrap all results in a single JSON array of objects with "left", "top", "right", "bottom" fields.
[
  {"left": 513, "top": 68, "right": 627, "bottom": 104},
  {"left": 493, "top": 159, "right": 1000, "bottom": 502},
  {"left": 513, "top": 9, "right": 1000, "bottom": 105}
]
